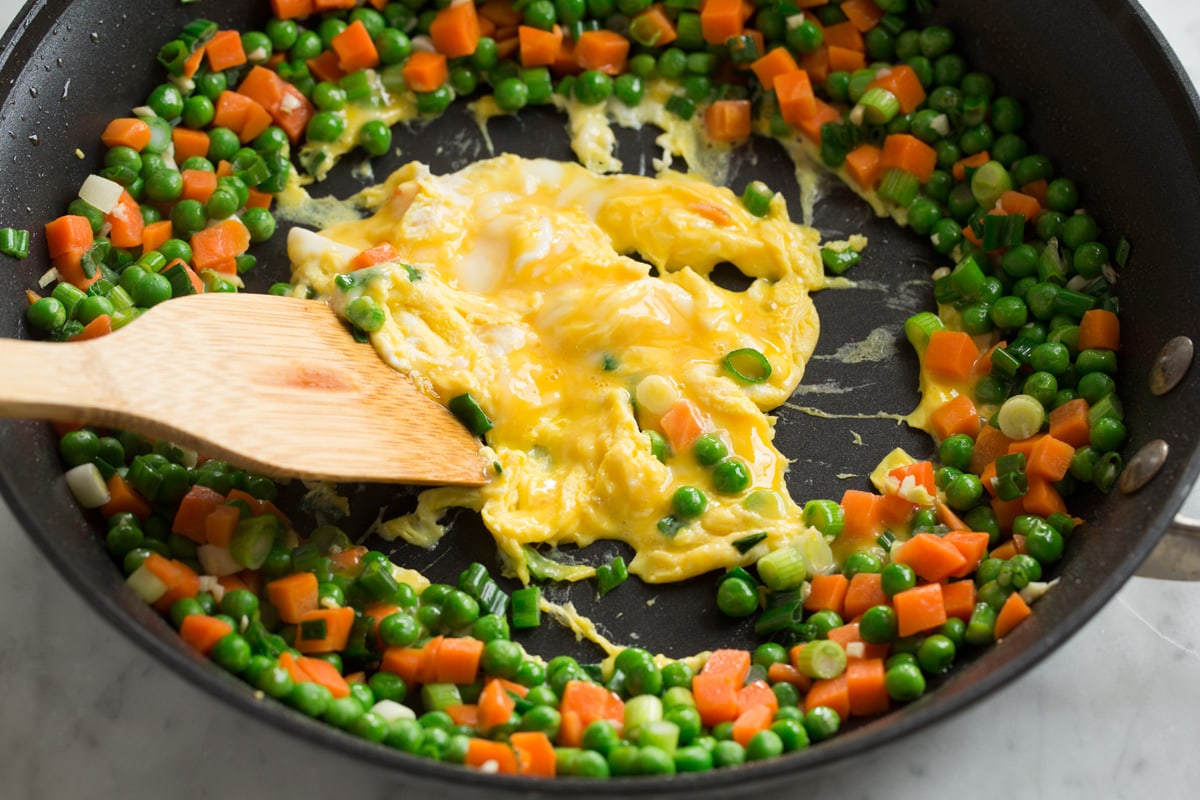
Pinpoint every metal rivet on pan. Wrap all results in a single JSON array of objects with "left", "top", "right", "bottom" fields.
[
  {"left": 1119, "top": 439, "right": 1169, "bottom": 494},
  {"left": 1149, "top": 336, "right": 1193, "bottom": 396}
]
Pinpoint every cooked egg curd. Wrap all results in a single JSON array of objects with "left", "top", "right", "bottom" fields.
[{"left": 289, "top": 154, "right": 835, "bottom": 585}]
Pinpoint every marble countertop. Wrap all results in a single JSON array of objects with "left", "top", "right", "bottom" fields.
[{"left": 2, "top": 1, "right": 1199, "bottom": 798}]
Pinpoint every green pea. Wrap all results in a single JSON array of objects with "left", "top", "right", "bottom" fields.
[
  {"left": 716, "top": 576, "right": 758, "bottom": 618},
  {"left": 712, "top": 458, "right": 750, "bottom": 494}
]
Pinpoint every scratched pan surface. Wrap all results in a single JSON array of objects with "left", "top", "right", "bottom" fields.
[{"left": 1, "top": 0, "right": 1198, "bottom": 795}]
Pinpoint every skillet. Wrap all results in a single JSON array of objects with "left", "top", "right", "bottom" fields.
[{"left": 0, "top": 0, "right": 1198, "bottom": 795}]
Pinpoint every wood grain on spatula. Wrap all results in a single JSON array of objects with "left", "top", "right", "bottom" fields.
[{"left": 0, "top": 293, "right": 489, "bottom": 486}]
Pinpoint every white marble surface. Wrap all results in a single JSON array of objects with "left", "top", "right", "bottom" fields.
[{"left": 2, "top": 1, "right": 1200, "bottom": 798}]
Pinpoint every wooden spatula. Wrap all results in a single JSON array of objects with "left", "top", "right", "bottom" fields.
[{"left": 0, "top": 292, "right": 489, "bottom": 486}]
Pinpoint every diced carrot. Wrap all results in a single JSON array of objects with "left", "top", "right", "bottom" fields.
[
  {"left": 794, "top": 96, "right": 840, "bottom": 142},
  {"left": 101, "top": 118, "right": 152, "bottom": 151},
  {"left": 332, "top": 20, "right": 380, "bottom": 72},
  {"left": 993, "top": 591, "right": 1033, "bottom": 639},
  {"left": 180, "top": 613, "right": 234, "bottom": 655},
  {"left": 106, "top": 190, "right": 145, "bottom": 249},
  {"left": 191, "top": 218, "right": 251, "bottom": 271},
  {"left": 689, "top": 201, "right": 734, "bottom": 226},
  {"left": 44, "top": 214, "right": 93, "bottom": 260},
  {"left": 887, "top": 460, "right": 935, "bottom": 497},
  {"left": 941, "top": 580, "right": 977, "bottom": 621},
  {"left": 350, "top": 243, "right": 400, "bottom": 270},
  {"left": 1027, "top": 435, "right": 1075, "bottom": 481},
  {"left": 402, "top": 50, "right": 449, "bottom": 93},
  {"left": 923, "top": 329, "right": 979, "bottom": 381},
  {"left": 892, "top": 533, "right": 968, "bottom": 583},
  {"left": 271, "top": 0, "right": 315, "bottom": 19},
  {"left": 840, "top": 0, "right": 884, "bottom": 32},
  {"left": 839, "top": 489, "right": 883, "bottom": 541},
  {"left": 69, "top": 315, "right": 111, "bottom": 341},
  {"left": 306, "top": 48, "right": 347, "bottom": 84},
  {"left": 182, "top": 46, "right": 206, "bottom": 80},
  {"left": 1020, "top": 178, "right": 1049, "bottom": 207},
  {"left": 692, "top": 672, "right": 740, "bottom": 726},
  {"left": 180, "top": 169, "right": 218, "bottom": 204},
  {"left": 98, "top": 474, "right": 152, "bottom": 520},
  {"left": 314, "top": 0, "right": 356, "bottom": 9},
  {"left": 139, "top": 219, "right": 173, "bottom": 256},
  {"left": 266, "top": 572, "right": 320, "bottom": 624},
  {"left": 245, "top": 188, "right": 273, "bottom": 210},
  {"left": 843, "top": 572, "right": 888, "bottom": 620},
  {"left": 465, "top": 738, "right": 518, "bottom": 774},
  {"left": 294, "top": 606, "right": 356, "bottom": 653},
  {"left": 735, "top": 680, "right": 779, "bottom": 717},
  {"left": 172, "top": 127, "right": 211, "bottom": 164},
  {"left": 928, "top": 393, "right": 980, "bottom": 442},
  {"left": 970, "top": 425, "right": 1014, "bottom": 475},
  {"left": 866, "top": 64, "right": 925, "bottom": 114},
  {"left": 1048, "top": 398, "right": 1092, "bottom": 448},
  {"left": 517, "top": 24, "right": 563, "bottom": 68},
  {"left": 943, "top": 530, "right": 990, "bottom": 578},
  {"left": 845, "top": 658, "right": 889, "bottom": 716},
  {"left": 823, "top": 20, "right": 864, "bottom": 50},
  {"left": 380, "top": 646, "right": 426, "bottom": 686},
  {"left": 1077, "top": 308, "right": 1121, "bottom": 352},
  {"left": 701, "top": 648, "right": 752, "bottom": 684},
  {"left": 879, "top": 133, "right": 937, "bottom": 183},
  {"left": 430, "top": 1, "right": 481, "bottom": 59},
  {"left": 629, "top": 4, "right": 677, "bottom": 47},
  {"left": 420, "top": 637, "right": 446, "bottom": 684},
  {"left": 477, "top": 677, "right": 518, "bottom": 731},
  {"left": 826, "top": 622, "right": 888, "bottom": 660},
  {"left": 574, "top": 29, "right": 629, "bottom": 75},
  {"left": 328, "top": 544, "right": 368, "bottom": 576},
  {"left": 804, "top": 573, "right": 849, "bottom": 617},
  {"left": 750, "top": 47, "right": 798, "bottom": 92},
  {"left": 297, "top": 654, "right": 352, "bottom": 698},
  {"left": 659, "top": 397, "right": 708, "bottom": 454},
  {"left": 826, "top": 44, "right": 865, "bottom": 72},
  {"left": 731, "top": 704, "right": 774, "bottom": 746},
  {"left": 892, "top": 582, "right": 947, "bottom": 637},
  {"left": 481, "top": 0, "right": 523, "bottom": 26},
  {"left": 558, "top": 680, "right": 624, "bottom": 743},
  {"left": 206, "top": 29, "right": 247, "bottom": 71},
  {"left": 843, "top": 143, "right": 883, "bottom": 189},
  {"left": 775, "top": 67, "right": 816, "bottom": 126},
  {"left": 203, "top": 503, "right": 240, "bottom": 549},
  {"left": 705, "top": 99, "right": 752, "bottom": 142},
  {"left": 952, "top": 151, "right": 990, "bottom": 181},
  {"left": 511, "top": 730, "right": 557, "bottom": 777},
  {"left": 171, "top": 484, "right": 227, "bottom": 544},
  {"left": 239, "top": 66, "right": 314, "bottom": 142},
  {"left": 444, "top": 704, "right": 479, "bottom": 727},
  {"left": 795, "top": 45, "right": 830, "bottom": 85},
  {"left": 991, "top": 497, "right": 1024, "bottom": 537},
  {"left": 1023, "top": 476, "right": 1067, "bottom": 517},
  {"left": 700, "top": 0, "right": 744, "bottom": 44},
  {"left": 766, "top": 661, "right": 812, "bottom": 691},
  {"left": 996, "top": 190, "right": 1042, "bottom": 220},
  {"left": 435, "top": 635, "right": 484, "bottom": 685},
  {"left": 144, "top": 553, "right": 201, "bottom": 611},
  {"left": 804, "top": 675, "right": 850, "bottom": 721}
]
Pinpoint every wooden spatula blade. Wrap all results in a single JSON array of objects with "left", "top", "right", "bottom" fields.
[{"left": 0, "top": 293, "right": 490, "bottom": 486}]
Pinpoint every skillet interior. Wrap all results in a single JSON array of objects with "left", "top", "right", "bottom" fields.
[{"left": 0, "top": 0, "right": 1198, "bottom": 795}]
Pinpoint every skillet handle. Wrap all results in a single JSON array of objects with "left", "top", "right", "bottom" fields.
[{"left": 1135, "top": 515, "right": 1200, "bottom": 581}]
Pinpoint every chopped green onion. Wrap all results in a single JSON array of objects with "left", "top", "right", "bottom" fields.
[
  {"left": 741, "top": 180, "right": 773, "bottom": 217},
  {"left": 755, "top": 546, "right": 807, "bottom": 591},
  {"left": 904, "top": 311, "right": 945, "bottom": 350},
  {"left": 803, "top": 499, "right": 845, "bottom": 537},
  {"left": 0, "top": 227, "right": 30, "bottom": 258},
  {"left": 950, "top": 255, "right": 987, "bottom": 300},
  {"left": 357, "top": 558, "right": 400, "bottom": 601},
  {"left": 996, "top": 394, "right": 1045, "bottom": 440},
  {"left": 1037, "top": 239, "right": 1069, "bottom": 284},
  {"left": 857, "top": 87, "right": 900, "bottom": 124},
  {"left": 230, "top": 514, "right": 280, "bottom": 570},
  {"left": 1114, "top": 237, "right": 1131, "bottom": 269},
  {"left": 346, "top": 295, "right": 386, "bottom": 333},
  {"left": 1087, "top": 393, "right": 1124, "bottom": 425},
  {"left": 299, "top": 617, "right": 328, "bottom": 641},
  {"left": 1052, "top": 287, "right": 1097, "bottom": 318},
  {"left": 877, "top": 167, "right": 919, "bottom": 206},
  {"left": 511, "top": 586, "right": 541, "bottom": 629},
  {"left": 793, "top": 639, "right": 847, "bottom": 679},
  {"left": 732, "top": 532, "right": 768, "bottom": 554},
  {"left": 821, "top": 246, "right": 861, "bottom": 275},
  {"left": 723, "top": 348, "right": 772, "bottom": 384},
  {"left": 752, "top": 601, "right": 802, "bottom": 636},
  {"left": 665, "top": 94, "right": 696, "bottom": 120},
  {"left": 421, "top": 682, "right": 463, "bottom": 711},
  {"left": 52, "top": 283, "right": 87, "bottom": 317},
  {"left": 161, "top": 261, "right": 197, "bottom": 297},
  {"left": 448, "top": 393, "right": 493, "bottom": 436},
  {"left": 657, "top": 514, "right": 684, "bottom": 537},
  {"left": 981, "top": 213, "right": 1024, "bottom": 252},
  {"left": 596, "top": 556, "right": 629, "bottom": 596}
]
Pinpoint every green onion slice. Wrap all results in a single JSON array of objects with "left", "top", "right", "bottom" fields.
[{"left": 723, "top": 348, "right": 772, "bottom": 384}]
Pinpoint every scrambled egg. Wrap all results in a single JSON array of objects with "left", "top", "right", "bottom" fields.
[{"left": 289, "top": 154, "right": 835, "bottom": 585}]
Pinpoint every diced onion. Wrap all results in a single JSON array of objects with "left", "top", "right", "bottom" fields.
[
  {"left": 131, "top": 105, "right": 155, "bottom": 118},
  {"left": 635, "top": 375, "right": 678, "bottom": 415},
  {"left": 197, "top": 545, "right": 244, "bottom": 578},
  {"left": 845, "top": 642, "right": 866, "bottom": 659},
  {"left": 78, "top": 174, "right": 124, "bottom": 214},
  {"left": 410, "top": 35, "right": 436, "bottom": 53},
  {"left": 126, "top": 564, "right": 168, "bottom": 604},
  {"left": 64, "top": 463, "right": 110, "bottom": 508},
  {"left": 37, "top": 267, "right": 61, "bottom": 288},
  {"left": 371, "top": 700, "right": 417, "bottom": 722}
]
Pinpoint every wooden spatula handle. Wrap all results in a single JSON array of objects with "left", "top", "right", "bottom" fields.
[{"left": 0, "top": 337, "right": 117, "bottom": 425}]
